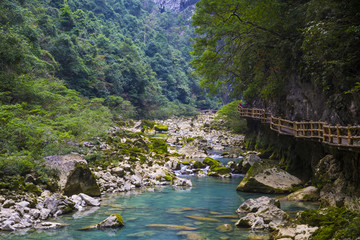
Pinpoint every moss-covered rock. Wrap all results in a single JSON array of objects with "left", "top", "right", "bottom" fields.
[
  {"left": 154, "top": 124, "right": 168, "bottom": 132},
  {"left": 203, "top": 157, "right": 222, "bottom": 169},
  {"left": 298, "top": 207, "right": 360, "bottom": 240},
  {"left": 80, "top": 214, "right": 124, "bottom": 230},
  {"left": 141, "top": 120, "right": 156, "bottom": 131},
  {"left": 282, "top": 186, "right": 319, "bottom": 201},
  {"left": 193, "top": 161, "right": 205, "bottom": 169},
  {"left": 25, "top": 183, "right": 42, "bottom": 196},
  {"left": 212, "top": 167, "right": 231, "bottom": 175},
  {"left": 149, "top": 139, "right": 168, "bottom": 154},
  {"left": 236, "top": 162, "right": 302, "bottom": 194}
]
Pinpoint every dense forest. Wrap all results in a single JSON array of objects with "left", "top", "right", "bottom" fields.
[
  {"left": 192, "top": 0, "right": 360, "bottom": 124},
  {"left": 0, "top": 0, "right": 221, "bottom": 178}
]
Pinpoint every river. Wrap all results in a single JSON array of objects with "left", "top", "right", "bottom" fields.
[{"left": 2, "top": 163, "right": 317, "bottom": 240}]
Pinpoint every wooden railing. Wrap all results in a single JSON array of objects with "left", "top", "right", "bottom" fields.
[{"left": 238, "top": 107, "right": 360, "bottom": 148}]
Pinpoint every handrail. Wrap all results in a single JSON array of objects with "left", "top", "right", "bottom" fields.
[{"left": 238, "top": 107, "right": 360, "bottom": 148}]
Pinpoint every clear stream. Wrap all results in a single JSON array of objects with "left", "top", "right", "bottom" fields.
[{"left": 2, "top": 157, "right": 318, "bottom": 240}]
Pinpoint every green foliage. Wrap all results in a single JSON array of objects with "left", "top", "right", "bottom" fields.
[
  {"left": 191, "top": 0, "right": 360, "bottom": 112},
  {"left": 216, "top": 100, "right": 247, "bottom": 133}
]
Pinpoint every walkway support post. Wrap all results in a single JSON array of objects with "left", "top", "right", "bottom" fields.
[
  {"left": 336, "top": 124, "right": 340, "bottom": 145},
  {"left": 348, "top": 125, "right": 352, "bottom": 146}
]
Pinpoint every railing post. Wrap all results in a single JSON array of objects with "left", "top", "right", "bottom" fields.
[
  {"left": 270, "top": 116, "right": 273, "bottom": 129},
  {"left": 310, "top": 121, "right": 313, "bottom": 137},
  {"left": 348, "top": 125, "right": 352, "bottom": 145},
  {"left": 278, "top": 119, "right": 281, "bottom": 133},
  {"left": 301, "top": 123, "right": 305, "bottom": 136},
  {"left": 322, "top": 122, "right": 327, "bottom": 142},
  {"left": 328, "top": 126, "right": 332, "bottom": 143},
  {"left": 336, "top": 124, "right": 340, "bottom": 145},
  {"left": 293, "top": 122, "right": 297, "bottom": 137}
]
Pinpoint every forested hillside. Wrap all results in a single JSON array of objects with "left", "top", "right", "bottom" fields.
[
  {"left": 0, "top": 0, "right": 217, "bottom": 180},
  {"left": 192, "top": 0, "right": 360, "bottom": 124}
]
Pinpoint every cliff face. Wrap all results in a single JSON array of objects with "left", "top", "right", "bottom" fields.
[
  {"left": 152, "top": 0, "right": 199, "bottom": 13},
  {"left": 251, "top": 76, "right": 360, "bottom": 125}
]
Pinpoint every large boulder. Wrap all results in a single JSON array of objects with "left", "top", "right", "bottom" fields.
[
  {"left": 236, "top": 162, "right": 302, "bottom": 194},
  {"left": 314, "top": 155, "right": 348, "bottom": 207},
  {"left": 45, "top": 155, "right": 101, "bottom": 197}
]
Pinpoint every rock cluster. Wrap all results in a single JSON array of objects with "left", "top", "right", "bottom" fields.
[
  {"left": 0, "top": 192, "right": 99, "bottom": 231},
  {"left": 162, "top": 114, "right": 244, "bottom": 155},
  {"left": 235, "top": 196, "right": 289, "bottom": 230},
  {"left": 272, "top": 224, "right": 318, "bottom": 240},
  {"left": 93, "top": 161, "right": 192, "bottom": 193}
]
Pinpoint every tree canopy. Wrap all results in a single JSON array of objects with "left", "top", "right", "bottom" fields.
[{"left": 191, "top": 0, "right": 360, "bottom": 111}]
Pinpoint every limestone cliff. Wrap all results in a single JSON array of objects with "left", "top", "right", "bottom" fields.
[
  {"left": 250, "top": 76, "right": 360, "bottom": 125},
  {"left": 152, "top": 0, "right": 199, "bottom": 13}
]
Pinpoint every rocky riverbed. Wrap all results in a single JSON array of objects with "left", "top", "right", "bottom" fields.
[{"left": 0, "top": 113, "right": 329, "bottom": 239}]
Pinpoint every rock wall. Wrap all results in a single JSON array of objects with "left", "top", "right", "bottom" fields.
[
  {"left": 245, "top": 118, "right": 360, "bottom": 209},
  {"left": 251, "top": 77, "right": 360, "bottom": 125},
  {"left": 151, "top": 0, "right": 199, "bottom": 13}
]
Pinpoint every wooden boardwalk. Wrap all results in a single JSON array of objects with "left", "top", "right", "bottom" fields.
[{"left": 238, "top": 107, "right": 360, "bottom": 148}]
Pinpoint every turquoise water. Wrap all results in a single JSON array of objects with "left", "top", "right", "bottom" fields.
[{"left": 2, "top": 175, "right": 318, "bottom": 240}]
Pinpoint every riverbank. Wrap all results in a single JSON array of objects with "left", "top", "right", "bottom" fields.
[
  {"left": 0, "top": 113, "right": 244, "bottom": 233},
  {"left": 1, "top": 113, "right": 358, "bottom": 239}
]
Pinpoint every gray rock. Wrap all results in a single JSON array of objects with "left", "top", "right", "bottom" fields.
[
  {"left": 34, "top": 222, "right": 67, "bottom": 230},
  {"left": 81, "top": 214, "right": 124, "bottom": 230},
  {"left": 40, "top": 208, "right": 51, "bottom": 220},
  {"left": 241, "top": 154, "right": 262, "bottom": 173},
  {"left": 29, "top": 209, "right": 41, "bottom": 219},
  {"left": 314, "top": 155, "right": 347, "bottom": 207},
  {"left": 97, "top": 214, "right": 124, "bottom": 228},
  {"left": 3, "top": 199, "right": 15, "bottom": 208},
  {"left": 236, "top": 196, "right": 280, "bottom": 214},
  {"left": 283, "top": 186, "right": 319, "bottom": 201},
  {"left": 79, "top": 193, "right": 100, "bottom": 207},
  {"left": 172, "top": 177, "right": 192, "bottom": 187},
  {"left": 1, "top": 220, "right": 15, "bottom": 231},
  {"left": 111, "top": 167, "right": 125, "bottom": 177},
  {"left": 16, "top": 201, "right": 30, "bottom": 208},
  {"left": 45, "top": 154, "right": 101, "bottom": 197},
  {"left": 273, "top": 224, "right": 318, "bottom": 240}
]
